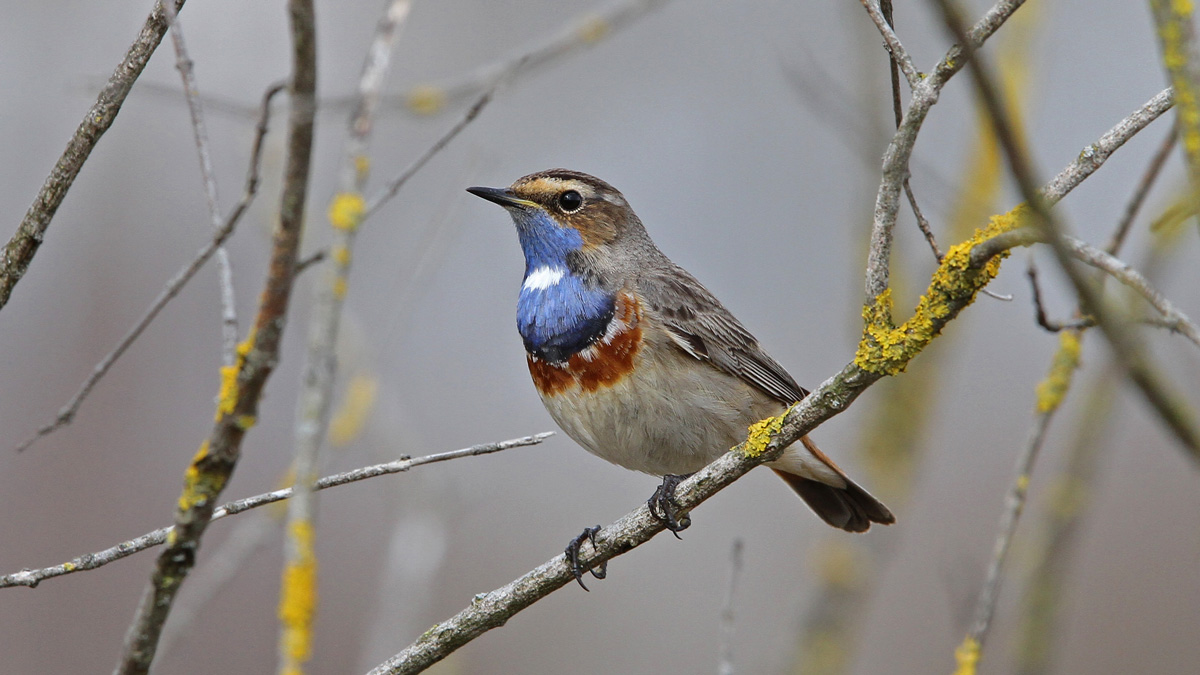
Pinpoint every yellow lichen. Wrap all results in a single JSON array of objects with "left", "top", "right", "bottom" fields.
[
  {"left": 328, "top": 374, "right": 379, "bottom": 447},
  {"left": 810, "top": 539, "right": 866, "bottom": 591},
  {"left": 577, "top": 15, "right": 609, "bottom": 43},
  {"left": 328, "top": 192, "right": 365, "bottom": 232},
  {"left": 177, "top": 441, "right": 228, "bottom": 513},
  {"left": 1034, "top": 330, "right": 1082, "bottom": 413},
  {"left": 353, "top": 155, "right": 370, "bottom": 184},
  {"left": 855, "top": 206, "right": 1026, "bottom": 375},
  {"left": 743, "top": 406, "right": 793, "bottom": 458},
  {"left": 279, "top": 519, "right": 319, "bottom": 672},
  {"left": 406, "top": 84, "right": 446, "bottom": 116},
  {"left": 953, "top": 636, "right": 981, "bottom": 675},
  {"left": 331, "top": 244, "right": 351, "bottom": 267},
  {"left": 332, "top": 277, "right": 349, "bottom": 300}
]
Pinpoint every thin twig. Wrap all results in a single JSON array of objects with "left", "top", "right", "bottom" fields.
[
  {"left": 362, "top": 55, "right": 527, "bottom": 221},
  {"left": 859, "top": 0, "right": 921, "bottom": 89},
  {"left": 159, "top": 0, "right": 240, "bottom": 363},
  {"left": 870, "top": 0, "right": 947, "bottom": 264},
  {"left": 1105, "top": 124, "right": 1177, "bottom": 255},
  {"left": 113, "top": 0, "right": 317, "bottom": 670},
  {"left": 0, "top": 0, "right": 187, "bottom": 312},
  {"left": 1, "top": 434, "right": 552, "bottom": 590},
  {"left": 14, "top": 82, "right": 284, "bottom": 454},
  {"left": 279, "top": 2, "right": 411, "bottom": 672}
]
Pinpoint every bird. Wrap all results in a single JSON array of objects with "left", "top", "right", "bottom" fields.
[{"left": 467, "top": 169, "right": 894, "bottom": 586}]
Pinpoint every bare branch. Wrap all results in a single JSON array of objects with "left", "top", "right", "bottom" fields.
[
  {"left": 0, "top": 0, "right": 187, "bottom": 311},
  {"left": 159, "top": 0, "right": 240, "bottom": 363},
  {"left": 14, "top": 82, "right": 284, "bottom": 454},
  {"left": 113, "top": 0, "right": 317, "bottom": 670},
  {"left": 961, "top": 328, "right": 1080, "bottom": 659},
  {"left": 858, "top": 0, "right": 921, "bottom": 89},
  {"left": 363, "top": 56, "right": 526, "bottom": 221},
  {"left": 1105, "top": 123, "right": 1177, "bottom": 255},
  {"left": 0, "top": 434, "right": 552, "bottom": 590}
]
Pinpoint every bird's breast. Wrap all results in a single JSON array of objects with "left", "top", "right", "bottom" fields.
[{"left": 527, "top": 291, "right": 642, "bottom": 396}]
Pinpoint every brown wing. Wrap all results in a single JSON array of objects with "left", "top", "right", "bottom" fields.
[{"left": 638, "top": 261, "right": 809, "bottom": 405}]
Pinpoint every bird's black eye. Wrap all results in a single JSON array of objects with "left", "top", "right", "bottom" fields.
[{"left": 557, "top": 189, "right": 584, "bottom": 213}]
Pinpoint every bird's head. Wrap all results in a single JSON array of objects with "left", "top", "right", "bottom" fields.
[{"left": 468, "top": 169, "right": 646, "bottom": 272}]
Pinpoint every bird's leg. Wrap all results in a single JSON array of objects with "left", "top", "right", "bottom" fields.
[
  {"left": 564, "top": 525, "right": 608, "bottom": 591},
  {"left": 648, "top": 473, "right": 693, "bottom": 537}
]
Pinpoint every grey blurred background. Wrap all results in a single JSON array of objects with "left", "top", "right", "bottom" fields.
[{"left": 1, "top": 0, "right": 1198, "bottom": 673}]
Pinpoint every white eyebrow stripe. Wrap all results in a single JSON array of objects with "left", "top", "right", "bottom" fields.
[{"left": 523, "top": 266, "right": 566, "bottom": 291}]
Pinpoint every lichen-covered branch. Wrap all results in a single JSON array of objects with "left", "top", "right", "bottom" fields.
[
  {"left": 0, "top": 0, "right": 186, "bottom": 311},
  {"left": 279, "top": 3, "right": 408, "bottom": 672},
  {"left": 111, "top": 1, "right": 316, "bottom": 672},
  {"left": 1148, "top": 0, "right": 1200, "bottom": 189}
]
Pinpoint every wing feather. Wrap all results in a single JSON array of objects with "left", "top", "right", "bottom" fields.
[{"left": 641, "top": 262, "right": 809, "bottom": 405}]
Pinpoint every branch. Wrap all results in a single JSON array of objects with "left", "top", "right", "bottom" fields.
[
  {"left": 858, "top": 0, "right": 921, "bottom": 89},
  {"left": 0, "top": 0, "right": 186, "bottom": 311},
  {"left": 14, "top": 82, "right": 284, "bottom": 454},
  {"left": 957, "top": 330, "right": 1081, "bottom": 664},
  {"left": 112, "top": 0, "right": 317, "bottom": 671},
  {"left": 159, "top": 0, "right": 240, "bottom": 363},
  {"left": 0, "top": 434, "right": 551, "bottom": 590},
  {"left": 864, "top": 0, "right": 1027, "bottom": 302},
  {"left": 279, "top": 2, "right": 411, "bottom": 672},
  {"left": 1148, "top": 0, "right": 1200, "bottom": 192}
]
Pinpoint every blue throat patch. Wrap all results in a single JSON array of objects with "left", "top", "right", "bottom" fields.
[{"left": 512, "top": 209, "right": 615, "bottom": 363}]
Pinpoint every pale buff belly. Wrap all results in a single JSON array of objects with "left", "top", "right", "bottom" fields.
[{"left": 537, "top": 342, "right": 783, "bottom": 476}]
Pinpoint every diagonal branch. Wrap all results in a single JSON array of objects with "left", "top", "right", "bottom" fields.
[
  {"left": 14, "top": 82, "right": 284, "bottom": 454},
  {"left": 0, "top": 433, "right": 551, "bottom": 590},
  {"left": 159, "top": 0, "right": 240, "bottom": 363},
  {"left": 0, "top": 0, "right": 186, "bottom": 312}
]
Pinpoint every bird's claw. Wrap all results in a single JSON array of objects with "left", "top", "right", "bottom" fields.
[
  {"left": 564, "top": 525, "right": 607, "bottom": 591},
  {"left": 648, "top": 474, "right": 692, "bottom": 538}
]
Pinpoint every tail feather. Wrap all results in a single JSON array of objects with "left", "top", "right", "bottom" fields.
[
  {"left": 770, "top": 435, "right": 895, "bottom": 532},
  {"left": 772, "top": 469, "right": 895, "bottom": 532}
]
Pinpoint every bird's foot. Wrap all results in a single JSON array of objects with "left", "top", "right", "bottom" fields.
[
  {"left": 648, "top": 474, "right": 692, "bottom": 538},
  {"left": 564, "top": 525, "right": 607, "bottom": 591}
]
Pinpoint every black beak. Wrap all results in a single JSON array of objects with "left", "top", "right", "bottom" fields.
[{"left": 466, "top": 186, "right": 535, "bottom": 209}]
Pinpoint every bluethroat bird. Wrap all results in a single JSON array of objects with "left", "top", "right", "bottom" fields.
[{"left": 468, "top": 169, "right": 894, "bottom": 587}]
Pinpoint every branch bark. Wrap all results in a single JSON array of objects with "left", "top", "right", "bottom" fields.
[{"left": 0, "top": 0, "right": 186, "bottom": 311}]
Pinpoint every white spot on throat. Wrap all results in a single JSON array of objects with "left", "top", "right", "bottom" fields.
[{"left": 523, "top": 266, "right": 566, "bottom": 291}]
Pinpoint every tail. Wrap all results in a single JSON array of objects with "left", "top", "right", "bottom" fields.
[{"left": 769, "top": 436, "right": 895, "bottom": 533}]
